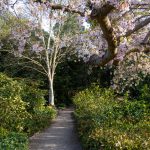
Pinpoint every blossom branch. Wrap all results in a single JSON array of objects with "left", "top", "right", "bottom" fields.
[
  {"left": 88, "top": 2, "right": 150, "bottom": 66},
  {"left": 142, "top": 31, "right": 150, "bottom": 44},
  {"left": 125, "top": 17, "right": 150, "bottom": 37},
  {"left": 88, "top": 3, "right": 117, "bottom": 66},
  {"left": 49, "top": 3, "right": 85, "bottom": 16},
  {"left": 34, "top": 0, "right": 85, "bottom": 16}
]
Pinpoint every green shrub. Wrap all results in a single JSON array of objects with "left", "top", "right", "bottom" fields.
[
  {"left": 74, "top": 85, "right": 150, "bottom": 150},
  {"left": 0, "top": 73, "right": 57, "bottom": 148},
  {"left": 0, "top": 131, "right": 28, "bottom": 150},
  {"left": 139, "top": 84, "right": 150, "bottom": 102},
  {"left": 20, "top": 79, "right": 47, "bottom": 113},
  {"left": 0, "top": 73, "right": 57, "bottom": 135},
  {"left": 0, "top": 127, "right": 8, "bottom": 138},
  {"left": 25, "top": 106, "right": 57, "bottom": 135},
  {"left": 0, "top": 73, "right": 30, "bottom": 132}
]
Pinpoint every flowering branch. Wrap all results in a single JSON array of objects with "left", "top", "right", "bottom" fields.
[
  {"left": 33, "top": 0, "right": 85, "bottom": 16},
  {"left": 125, "top": 17, "right": 150, "bottom": 37},
  {"left": 49, "top": 3, "right": 85, "bottom": 17},
  {"left": 88, "top": 2, "right": 150, "bottom": 66},
  {"left": 10, "top": 0, "right": 150, "bottom": 67}
]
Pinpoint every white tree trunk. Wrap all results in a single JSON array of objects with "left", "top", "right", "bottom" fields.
[{"left": 48, "top": 78, "right": 55, "bottom": 106}]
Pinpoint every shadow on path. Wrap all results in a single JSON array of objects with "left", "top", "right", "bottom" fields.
[{"left": 29, "top": 108, "right": 82, "bottom": 150}]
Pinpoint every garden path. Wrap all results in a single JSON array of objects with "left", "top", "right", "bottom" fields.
[{"left": 29, "top": 108, "right": 82, "bottom": 150}]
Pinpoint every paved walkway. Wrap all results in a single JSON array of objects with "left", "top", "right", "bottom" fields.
[{"left": 29, "top": 109, "right": 82, "bottom": 150}]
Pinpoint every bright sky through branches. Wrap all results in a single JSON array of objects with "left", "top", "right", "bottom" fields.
[{"left": 8, "top": 0, "right": 90, "bottom": 32}]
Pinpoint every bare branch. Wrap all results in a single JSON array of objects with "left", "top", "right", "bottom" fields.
[
  {"left": 113, "top": 45, "right": 150, "bottom": 66},
  {"left": 49, "top": 3, "right": 85, "bottom": 16},
  {"left": 131, "top": 3, "right": 150, "bottom": 9},
  {"left": 125, "top": 17, "right": 150, "bottom": 37},
  {"left": 34, "top": 1, "right": 85, "bottom": 16},
  {"left": 0, "top": 49, "right": 48, "bottom": 74},
  {"left": 142, "top": 31, "right": 150, "bottom": 44},
  {"left": 17, "top": 65, "right": 47, "bottom": 75},
  {"left": 135, "top": 15, "right": 150, "bottom": 22}
]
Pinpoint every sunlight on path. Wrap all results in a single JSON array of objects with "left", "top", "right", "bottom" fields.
[{"left": 29, "top": 109, "right": 82, "bottom": 150}]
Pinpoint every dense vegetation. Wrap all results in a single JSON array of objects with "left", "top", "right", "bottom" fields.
[
  {"left": 0, "top": 0, "right": 150, "bottom": 149},
  {"left": 74, "top": 85, "right": 150, "bottom": 150},
  {"left": 0, "top": 73, "right": 56, "bottom": 149}
]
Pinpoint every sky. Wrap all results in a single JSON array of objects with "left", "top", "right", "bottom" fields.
[{"left": 8, "top": 0, "right": 90, "bottom": 32}]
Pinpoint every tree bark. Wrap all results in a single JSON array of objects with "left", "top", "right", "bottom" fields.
[{"left": 48, "top": 77, "right": 55, "bottom": 106}]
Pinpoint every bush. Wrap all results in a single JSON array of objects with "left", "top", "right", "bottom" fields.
[
  {"left": 74, "top": 85, "right": 150, "bottom": 150},
  {"left": 14, "top": 78, "right": 57, "bottom": 135},
  {"left": 25, "top": 106, "right": 57, "bottom": 135},
  {"left": 139, "top": 84, "right": 150, "bottom": 102},
  {"left": 0, "top": 73, "right": 30, "bottom": 132},
  {"left": 0, "top": 73, "right": 57, "bottom": 148},
  {"left": 0, "top": 129, "right": 28, "bottom": 150},
  {"left": 0, "top": 127, "right": 8, "bottom": 138},
  {"left": 20, "top": 79, "right": 47, "bottom": 113}
]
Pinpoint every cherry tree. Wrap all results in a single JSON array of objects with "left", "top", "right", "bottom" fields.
[
  {"left": 1, "top": 0, "right": 150, "bottom": 64},
  {"left": 37, "top": 0, "right": 149, "bottom": 94},
  {"left": 1, "top": 0, "right": 150, "bottom": 104},
  {"left": 33, "top": 0, "right": 150, "bottom": 65}
]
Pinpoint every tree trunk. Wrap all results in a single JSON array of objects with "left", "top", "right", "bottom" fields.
[{"left": 48, "top": 78, "right": 55, "bottom": 106}]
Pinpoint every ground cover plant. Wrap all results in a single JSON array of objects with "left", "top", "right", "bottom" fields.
[{"left": 74, "top": 85, "right": 150, "bottom": 150}]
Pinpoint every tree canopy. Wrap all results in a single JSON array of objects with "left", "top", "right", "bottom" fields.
[{"left": 0, "top": 0, "right": 150, "bottom": 66}]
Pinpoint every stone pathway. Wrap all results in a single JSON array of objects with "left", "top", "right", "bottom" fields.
[{"left": 29, "top": 109, "right": 82, "bottom": 150}]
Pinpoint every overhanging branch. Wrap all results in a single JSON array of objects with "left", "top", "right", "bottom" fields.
[
  {"left": 89, "top": 3, "right": 117, "bottom": 66},
  {"left": 34, "top": 0, "right": 85, "bottom": 16},
  {"left": 125, "top": 17, "right": 150, "bottom": 37},
  {"left": 142, "top": 31, "right": 150, "bottom": 44},
  {"left": 32, "top": 1, "right": 150, "bottom": 66},
  {"left": 49, "top": 4, "right": 85, "bottom": 16}
]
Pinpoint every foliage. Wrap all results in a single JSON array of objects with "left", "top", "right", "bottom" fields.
[
  {"left": 0, "top": 73, "right": 57, "bottom": 148},
  {"left": 0, "top": 73, "right": 30, "bottom": 132},
  {"left": 25, "top": 106, "right": 57, "bottom": 135},
  {"left": 54, "top": 58, "right": 113, "bottom": 105},
  {"left": 1, "top": 0, "right": 149, "bottom": 106},
  {"left": 0, "top": 127, "right": 8, "bottom": 138},
  {"left": 0, "top": 128, "right": 28, "bottom": 150},
  {"left": 20, "top": 79, "right": 47, "bottom": 113},
  {"left": 139, "top": 84, "right": 150, "bottom": 102},
  {"left": 60, "top": 14, "right": 80, "bottom": 36},
  {"left": 0, "top": 0, "right": 149, "bottom": 148},
  {"left": 113, "top": 52, "right": 150, "bottom": 94},
  {"left": 17, "top": 78, "right": 57, "bottom": 135},
  {"left": 74, "top": 85, "right": 150, "bottom": 150},
  {"left": 0, "top": 14, "right": 23, "bottom": 39}
]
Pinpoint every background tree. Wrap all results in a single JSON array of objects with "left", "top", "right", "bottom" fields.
[{"left": 0, "top": 1, "right": 81, "bottom": 105}]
